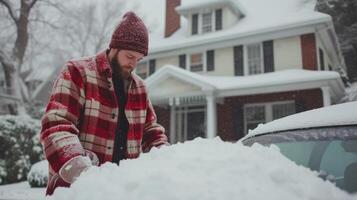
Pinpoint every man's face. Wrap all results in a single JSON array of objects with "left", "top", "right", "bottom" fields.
[{"left": 111, "top": 49, "right": 144, "bottom": 79}]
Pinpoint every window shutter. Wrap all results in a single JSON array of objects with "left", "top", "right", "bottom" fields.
[
  {"left": 192, "top": 14, "right": 198, "bottom": 35},
  {"left": 179, "top": 54, "right": 186, "bottom": 69},
  {"left": 319, "top": 48, "right": 325, "bottom": 71},
  {"left": 215, "top": 9, "right": 222, "bottom": 31},
  {"left": 234, "top": 45, "right": 244, "bottom": 76},
  {"left": 206, "top": 50, "right": 214, "bottom": 71},
  {"left": 233, "top": 104, "right": 244, "bottom": 140},
  {"left": 263, "top": 40, "right": 274, "bottom": 73},
  {"left": 149, "top": 59, "right": 156, "bottom": 75},
  {"left": 295, "top": 100, "right": 306, "bottom": 113}
]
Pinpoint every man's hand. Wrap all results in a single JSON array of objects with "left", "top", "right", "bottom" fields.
[{"left": 58, "top": 156, "right": 92, "bottom": 184}]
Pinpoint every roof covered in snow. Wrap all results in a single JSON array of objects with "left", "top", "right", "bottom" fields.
[
  {"left": 149, "top": 0, "right": 330, "bottom": 54},
  {"left": 245, "top": 101, "right": 357, "bottom": 137},
  {"left": 146, "top": 65, "right": 345, "bottom": 99}
]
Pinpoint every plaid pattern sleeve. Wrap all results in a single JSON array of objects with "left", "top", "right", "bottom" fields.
[
  {"left": 141, "top": 96, "right": 169, "bottom": 153},
  {"left": 40, "top": 62, "right": 86, "bottom": 173}
]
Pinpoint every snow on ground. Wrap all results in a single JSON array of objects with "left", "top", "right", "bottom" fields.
[
  {"left": 0, "top": 182, "right": 45, "bottom": 200},
  {"left": 49, "top": 138, "right": 355, "bottom": 200}
]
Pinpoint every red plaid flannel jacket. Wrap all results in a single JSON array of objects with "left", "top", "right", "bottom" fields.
[{"left": 40, "top": 50, "right": 168, "bottom": 194}]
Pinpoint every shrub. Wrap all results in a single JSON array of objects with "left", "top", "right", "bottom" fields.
[
  {"left": 0, "top": 115, "right": 43, "bottom": 184},
  {"left": 27, "top": 160, "right": 48, "bottom": 187}
]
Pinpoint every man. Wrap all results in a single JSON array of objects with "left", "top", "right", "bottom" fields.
[{"left": 40, "top": 11, "right": 168, "bottom": 195}]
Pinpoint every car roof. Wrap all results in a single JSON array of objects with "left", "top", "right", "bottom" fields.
[{"left": 243, "top": 101, "right": 357, "bottom": 139}]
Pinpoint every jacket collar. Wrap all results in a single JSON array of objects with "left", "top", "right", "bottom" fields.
[{"left": 95, "top": 49, "right": 140, "bottom": 86}]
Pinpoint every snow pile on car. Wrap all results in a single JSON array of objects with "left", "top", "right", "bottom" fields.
[{"left": 49, "top": 138, "right": 354, "bottom": 200}]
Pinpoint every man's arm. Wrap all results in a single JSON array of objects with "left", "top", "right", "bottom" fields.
[
  {"left": 141, "top": 97, "right": 169, "bottom": 153},
  {"left": 40, "top": 62, "right": 92, "bottom": 183}
]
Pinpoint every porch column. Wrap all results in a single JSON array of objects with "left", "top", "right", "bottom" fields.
[
  {"left": 321, "top": 86, "right": 331, "bottom": 107},
  {"left": 206, "top": 95, "right": 217, "bottom": 138},
  {"left": 169, "top": 98, "right": 176, "bottom": 143}
]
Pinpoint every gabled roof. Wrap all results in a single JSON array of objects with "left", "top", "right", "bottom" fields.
[
  {"left": 146, "top": 65, "right": 345, "bottom": 100},
  {"left": 149, "top": 0, "right": 330, "bottom": 55}
]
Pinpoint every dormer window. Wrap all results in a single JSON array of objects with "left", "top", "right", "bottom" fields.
[{"left": 191, "top": 9, "right": 222, "bottom": 35}]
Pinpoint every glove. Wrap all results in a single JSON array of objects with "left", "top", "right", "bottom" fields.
[{"left": 58, "top": 155, "right": 92, "bottom": 184}]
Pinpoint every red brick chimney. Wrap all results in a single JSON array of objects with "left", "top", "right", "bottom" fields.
[{"left": 165, "top": 0, "right": 181, "bottom": 38}]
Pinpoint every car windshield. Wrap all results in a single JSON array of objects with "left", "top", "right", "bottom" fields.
[{"left": 242, "top": 125, "right": 357, "bottom": 193}]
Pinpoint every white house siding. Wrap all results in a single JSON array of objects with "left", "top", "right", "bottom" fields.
[
  {"left": 274, "top": 36, "right": 303, "bottom": 71},
  {"left": 156, "top": 56, "right": 179, "bottom": 70},
  {"left": 207, "top": 47, "right": 234, "bottom": 76},
  {"left": 223, "top": 7, "right": 238, "bottom": 30},
  {"left": 316, "top": 35, "right": 333, "bottom": 71}
]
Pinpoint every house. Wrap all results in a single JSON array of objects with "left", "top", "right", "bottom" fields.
[{"left": 138, "top": 0, "right": 347, "bottom": 143}]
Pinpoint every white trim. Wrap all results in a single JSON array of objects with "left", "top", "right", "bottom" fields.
[
  {"left": 321, "top": 86, "right": 331, "bottom": 106},
  {"left": 206, "top": 95, "right": 217, "bottom": 138}
]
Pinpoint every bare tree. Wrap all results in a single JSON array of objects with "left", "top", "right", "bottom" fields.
[{"left": 0, "top": 0, "right": 38, "bottom": 115}]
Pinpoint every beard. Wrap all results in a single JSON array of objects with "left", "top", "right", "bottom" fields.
[{"left": 110, "top": 55, "right": 131, "bottom": 79}]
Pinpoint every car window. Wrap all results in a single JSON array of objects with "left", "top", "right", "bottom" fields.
[
  {"left": 273, "top": 142, "right": 315, "bottom": 166},
  {"left": 320, "top": 140, "right": 357, "bottom": 191}
]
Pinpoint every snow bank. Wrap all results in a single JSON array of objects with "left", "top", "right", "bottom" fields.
[{"left": 49, "top": 138, "right": 355, "bottom": 200}]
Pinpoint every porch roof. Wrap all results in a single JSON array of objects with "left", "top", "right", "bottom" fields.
[{"left": 145, "top": 65, "right": 345, "bottom": 103}]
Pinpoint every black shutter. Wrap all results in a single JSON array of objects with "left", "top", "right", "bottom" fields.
[
  {"left": 234, "top": 45, "right": 244, "bottom": 76},
  {"left": 206, "top": 50, "right": 214, "bottom": 71},
  {"left": 179, "top": 54, "right": 186, "bottom": 69},
  {"left": 319, "top": 48, "right": 325, "bottom": 71},
  {"left": 192, "top": 14, "right": 198, "bottom": 35},
  {"left": 149, "top": 59, "right": 156, "bottom": 75},
  {"left": 233, "top": 104, "right": 245, "bottom": 140},
  {"left": 215, "top": 9, "right": 222, "bottom": 31},
  {"left": 295, "top": 100, "right": 306, "bottom": 113},
  {"left": 263, "top": 40, "right": 274, "bottom": 73}
]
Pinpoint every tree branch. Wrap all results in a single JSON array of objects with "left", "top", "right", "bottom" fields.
[
  {"left": 28, "top": 0, "right": 38, "bottom": 10},
  {"left": 29, "top": 18, "right": 59, "bottom": 29},
  {"left": 0, "top": 0, "right": 18, "bottom": 24}
]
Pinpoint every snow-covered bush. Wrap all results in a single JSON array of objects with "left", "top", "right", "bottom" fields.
[
  {"left": 27, "top": 160, "right": 48, "bottom": 187},
  {"left": 0, "top": 115, "right": 43, "bottom": 184}
]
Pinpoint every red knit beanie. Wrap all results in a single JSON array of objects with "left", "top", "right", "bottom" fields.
[{"left": 109, "top": 11, "right": 148, "bottom": 56}]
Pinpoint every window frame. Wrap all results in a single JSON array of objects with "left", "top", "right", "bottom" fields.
[
  {"left": 135, "top": 61, "right": 149, "bottom": 79},
  {"left": 244, "top": 100, "right": 296, "bottom": 134},
  {"left": 244, "top": 43, "right": 264, "bottom": 75},
  {"left": 188, "top": 52, "right": 206, "bottom": 72}
]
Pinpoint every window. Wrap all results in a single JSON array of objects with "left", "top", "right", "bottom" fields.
[
  {"left": 190, "top": 53, "right": 203, "bottom": 72},
  {"left": 202, "top": 12, "right": 213, "bottom": 33},
  {"left": 245, "top": 105, "right": 265, "bottom": 132},
  {"left": 136, "top": 62, "right": 148, "bottom": 79},
  {"left": 179, "top": 54, "right": 186, "bottom": 69},
  {"left": 247, "top": 43, "right": 263, "bottom": 75},
  {"left": 244, "top": 101, "right": 295, "bottom": 133}
]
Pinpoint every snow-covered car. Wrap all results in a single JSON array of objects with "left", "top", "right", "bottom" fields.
[{"left": 241, "top": 101, "right": 357, "bottom": 193}]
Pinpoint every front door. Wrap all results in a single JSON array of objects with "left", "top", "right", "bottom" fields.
[{"left": 175, "top": 105, "right": 206, "bottom": 143}]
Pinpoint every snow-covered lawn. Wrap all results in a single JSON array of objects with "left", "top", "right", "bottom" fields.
[
  {"left": 0, "top": 181, "right": 45, "bottom": 200},
  {"left": 49, "top": 138, "right": 355, "bottom": 200}
]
